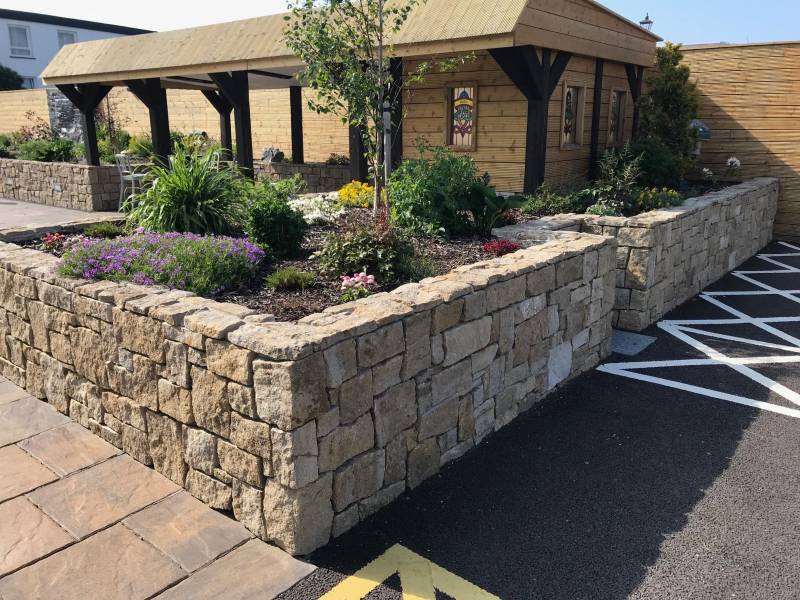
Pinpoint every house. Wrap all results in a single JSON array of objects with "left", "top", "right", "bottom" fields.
[
  {"left": 0, "top": 9, "right": 149, "bottom": 89},
  {"left": 39, "top": 0, "right": 659, "bottom": 193}
]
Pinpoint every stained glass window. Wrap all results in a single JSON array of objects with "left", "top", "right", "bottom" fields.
[
  {"left": 563, "top": 86, "right": 581, "bottom": 146},
  {"left": 608, "top": 90, "right": 626, "bottom": 146},
  {"left": 448, "top": 86, "right": 476, "bottom": 149}
]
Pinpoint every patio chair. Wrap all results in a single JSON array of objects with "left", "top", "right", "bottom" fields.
[{"left": 114, "top": 154, "right": 147, "bottom": 210}]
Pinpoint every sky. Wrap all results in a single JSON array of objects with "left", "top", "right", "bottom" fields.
[{"left": 3, "top": 0, "right": 800, "bottom": 45}]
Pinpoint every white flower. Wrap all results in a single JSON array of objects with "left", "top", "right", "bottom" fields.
[
  {"left": 702, "top": 167, "right": 714, "bottom": 179},
  {"left": 287, "top": 193, "right": 344, "bottom": 225},
  {"left": 726, "top": 157, "right": 741, "bottom": 170}
]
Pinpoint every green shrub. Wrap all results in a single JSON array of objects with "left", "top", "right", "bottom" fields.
[
  {"left": 389, "top": 144, "right": 477, "bottom": 236},
  {"left": 57, "top": 232, "right": 265, "bottom": 296},
  {"left": 460, "top": 181, "right": 524, "bottom": 237},
  {"left": 396, "top": 252, "right": 441, "bottom": 281},
  {"left": 266, "top": 267, "right": 315, "bottom": 290},
  {"left": 315, "top": 225, "right": 413, "bottom": 281},
  {"left": 244, "top": 183, "right": 308, "bottom": 257},
  {"left": 630, "top": 138, "right": 683, "bottom": 189},
  {"left": 634, "top": 187, "right": 684, "bottom": 212},
  {"left": 272, "top": 174, "right": 307, "bottom": 197},
  {"left": 128, "top": 135, "right": 154, "bottom": 158},
  {"left": 125, "top": 146, "right": 245, "bottom": 234},
  {"left": 17, "top": 138, "right": 80, "bottom": 163},
  {"left": 83, "top": 222, "right": 123, "bottom": 238},
  {"left": 522, "top": 185, "right": 589, "bottom": 216},
  {"left": 0, "top": 134, "right": 13, "bottom": 158}
]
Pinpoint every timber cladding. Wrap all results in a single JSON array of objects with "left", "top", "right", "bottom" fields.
[
  {"left": 403, "top": 50, "right": 634, "bottom": 192},
  {"left": 683, "top": 42, "right": 800, "bottom": 241}
]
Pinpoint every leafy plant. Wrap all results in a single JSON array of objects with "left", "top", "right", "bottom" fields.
[
  {"left": 272, "top": 174, "right": 307, "bottom": 197},
  {"left": 128, "top": 135, "right": 154, "bottom": 158},
  {"left": 633, "top": 187, "right": 683, "bottom": 212},
  {"left": 521, "top": 185, "right": 589, "bottom": 216},
  {"left": 389, "top": 143, "right": 478, "bottom": 236},
  {"left": 482, "top": 239, "right": 522, "bottom": 257},
  {"left": 396, "top": 253, "right": 440, "bottom": 280},
  {"left": 266, "top": 267, "right": 315, "bottom": 290},
  {"left": 629, "top": 137, "right": 683, "bottom": 189},
  {"left": 40, "top": 232, "right": 67, "bottom": 254},
  {"left": 0, "top": 134, "right": 13, "bottom": 158},
  {"left": 338, "top": 180, "right": 374, "bottom": 208},
  {"left": 636, "top": 43, "right": 699, "bottom": 183},
  {"left": 244, "top": 183, "right": 309, "bottom": 257},
  {"left": 83, "top": 222, "right": 123, "bottom": 239},
  {"left": 325, "top": 153, "right": 350, "bottom": 165},
  {"left": 124, "top": 146, "right": 246, "bottom": 234},
  {"left": 315, "top": 224, "right": 413, "bottom": 281},
  {"left": 57, "top": 231, "right": 265, "bottom": 296},
  {"left": 460, "top": 181, "right": 524, "bottom": 237},
  {"left": 17, "top": 138, "right": 80, "bottom": 163},
  {"left": 340, "top": 272, "right": 378, "bottom": 302}
]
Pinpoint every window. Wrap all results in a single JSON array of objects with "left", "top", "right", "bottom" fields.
[
  {"left": 608, "top": 89, "right": 627, "bottom": 146},
  {"left": 57, "top": 30, "right": 77, "bottom": 48},
  {"left": 20, "top": 77, "right": 35, "bottom": 89},
  {"left": 445, "top": 84, "right": 477, "bottom": 150},
  {"left": 8, "top": 24, "right": 32, "bottom": 57},
  {"left": 561, "top": 83, "right": 586, "bottom": 148}
]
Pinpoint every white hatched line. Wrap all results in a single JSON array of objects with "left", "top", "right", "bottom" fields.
[{"left": 599, "top": 247, "right": 800, "bottom": 419}]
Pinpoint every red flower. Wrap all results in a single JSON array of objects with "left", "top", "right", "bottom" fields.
[{"left": 481, "top": 239, "right": 522, "bottom": 257}]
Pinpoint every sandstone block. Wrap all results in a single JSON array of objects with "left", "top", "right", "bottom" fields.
[
  {"left": 418, "top": 395, "right": 459, "bottom": 441},
  {"left": 218, "top": 440, "right": 263, "bottom": 487},
  {"left": 232, "top": 479, "right": 266, "bottom": 538},
  {"left": 146, "top": 413, "right": 187, "bottom": 485},
  {"left": 263, "top": 473, "right": 333, "bottom": 555},
  {"left": 337, "top": 369, "right": 373, "bottom": 424},
  {"left": 157, "top": 379, "right": 194, "bottom": 424},
  {"left": 442, "top": 315, "right": 491, "bottom": 367},
  {"left": 332, "top": 448, "right": 385, "bottom": 512},
  {"left": 254, "top": 354, "right": 327, "bottom": 431},
  {"left": 323, "top": 340, "right": 357, "bottom": 388},
  {"left": 372, "top": 355, "right": 402, "bottom": 396},
  {"left": 373, "top": 380, "right": 416, "bottom": 447},
  {"left": 271, "top": 420, "right": 318, "bottom": 489},
  {"left": 318, "top": 412, "right": 375, "bottom": 472},
  {"left": 206, "top": 339, "right": 254, "bottom": 385},
  {"left": 190, "top": 366, "right": 231, "bottom": 438},
  {"left": 230, "top": 412, "right": 271, "bottom": 459},
  {"left": 357, "top": 322, "right": 404, "bottom": 367},
  {"left": 183, "top": 427, "right": 217, "bottom": 475},
  {"left": 186, "top": 469, "right": 232, "bottom": 510},
  {"left": 113, "top": 309, "right": 164, "bottom": 362}
]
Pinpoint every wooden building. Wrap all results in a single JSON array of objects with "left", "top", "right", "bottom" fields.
[
  {"left": 683, "top": 42, "right": 800, "bottom": 241},
  {"left": 40, "top": 0, "right": 659, "bottom": 193}
]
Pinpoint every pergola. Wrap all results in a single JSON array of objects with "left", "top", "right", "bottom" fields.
[{"left": 40, "top": 0, "right": 659, "bottom": 190}]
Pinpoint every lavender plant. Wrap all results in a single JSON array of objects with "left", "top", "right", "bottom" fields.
[{"left": 57, "top": 231, "right": 265, "bottom": 296}]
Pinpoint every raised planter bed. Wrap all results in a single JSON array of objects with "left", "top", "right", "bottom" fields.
[
  {"left": 0, "top": 158, "right": 120, "bottom": 212},
  {"left": 0, "top": 228, "right": 616, "bottom": 555},
  {"left": 255, "top": 161, "right": 351, "bottom": 193},
  {"left": 495, "top": 178, "right": 779, "bottom": 331}
]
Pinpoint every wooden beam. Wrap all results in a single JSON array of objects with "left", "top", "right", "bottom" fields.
[
  {"left": 127, "top": 78, "right": 171, "bottom": 161},
  {"left": 289, "top": 86, "right": 304, "bottom": 165},
  {"left": 589, "top": 57, "right": 605, "bottom": 180},
  {"left": 390, "top": 57, "right": 403, "bottom": 169},
  {"left": 349, "top": 125, "right": 368, "bottom": 182},
  {"left": 249, "top": 69, "right": 294, "bottom": 80},
  {"left": 201, "top": 90, "right": 233, "bottom": 159},
  {"left": 625, "top": 64, "right": 644, "bottom": 136},
  {"left": 209, "top": 71, "right": 254, "bottom": 176},
  {"left": 489, "top": 45, "right": 571, "bottom": 192},
  {"left": 55, "top": 83, "right": 111, "bottom": 166}
]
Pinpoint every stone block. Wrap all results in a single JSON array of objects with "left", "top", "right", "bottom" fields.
[
  {"left": 183, "top": 427, "right": 217, "bottom": 475},
  {"left": 146, "top": 413, "right": 187, "bottom": 486},
  {"left": 332, "top": 448, "right": 385, "bottom": 512},
  {"left": 271, "top": 420, "right": 318, "bottom": 489},
  {"left": 218, "top": 440, "right": 263, "bottom": 487},
  {"left": 357, "top": 322, "right": 404, "bottom": 367},
  {"left": 232, "top": 479, "right": 265, "bottom": 538},
  {"left": 373, "top": 380, "right": 416, "bottom": 447},
  {"left": 442, "top": 316, "right": 492, "bottom": 367},
  {"left": 254, "top": 354, "right": 327, "bottom": 431},
  {"left": 206, "top": 339, "right": 254, "bottom": 385},
  {"left": 318, "top": 412, "right": 375, "bottom": 473},
  {"left": 230, "top": 412, "right": 271, "bottom": 459},
  {"left": 323, "top": 340, "right": 357, "bottom": 388},
  {"left": 338, "top": 369, "right": 373, "bottom": 424},
  {"left": 418, "top": 396, "right": 459, "bottom": 441},
  {"left": 157, "top": 379, "right": 194, "bottom": 424},
  {"left": 407, "top": 438, "right": 440, "bottom": 489},
  {"left": 186, "top": 469, "right": 232, "bottom": 510},
  {"left": 190, "top": 367, "right": 231, "bottom": 438},
  {"left": 263, "top": 473, "right": 333, "bottom": 555}
]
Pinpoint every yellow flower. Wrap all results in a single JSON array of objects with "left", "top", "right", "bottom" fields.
[{"left": 337, "top": 180, "right": 374, "bottom": 208}]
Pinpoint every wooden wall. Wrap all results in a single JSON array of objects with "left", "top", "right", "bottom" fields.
[
  {"left": 0, "top": 89, "right": 49, "bottom": 135},
  {"left": 403, "top": 49, "right": 634, "bottom": 192},
  {"left": 683, "top": 43, "right": 800, "bottom": 241}
]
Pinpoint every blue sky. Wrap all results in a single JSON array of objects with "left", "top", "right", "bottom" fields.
[{"left": 4, "top": 0, "right": 800, "bottom": 45}]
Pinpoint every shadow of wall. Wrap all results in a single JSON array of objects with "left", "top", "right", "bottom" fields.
[{"left": 683, "top": 43, "right": 800, "bottom": 242}]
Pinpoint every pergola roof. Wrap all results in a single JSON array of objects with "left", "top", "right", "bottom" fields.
[{"left": 41, "top": 0, "right": 659, "bottom": 87}]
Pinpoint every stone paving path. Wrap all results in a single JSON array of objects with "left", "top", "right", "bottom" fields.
[
  {"left": 0, "top": 376, "right": 315, "bottom": 599},
  {"left": 0, "top": 199, "right": 121, "bottom": 243}
]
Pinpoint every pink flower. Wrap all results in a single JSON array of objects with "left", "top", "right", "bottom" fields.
[{"left": 340, "top": 272, "right": 378, "bottom": 291}]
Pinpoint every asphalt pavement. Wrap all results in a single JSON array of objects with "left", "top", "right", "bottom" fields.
[{"left": 279, "top": 241, "right": 800, "bottom": 600}]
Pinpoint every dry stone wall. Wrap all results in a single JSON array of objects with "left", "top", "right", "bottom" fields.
[
  {"left": 0, "top": 158, "right": 120, "bottom": 211},
  {"left": 0, "top": 231, "right": 616, "bottom": 555},
  {"left": 496, "top": 178, "right": 778, "bottom": 331},
  {"left": 256, "top": 161, "right": 351, "bottom": 193}
]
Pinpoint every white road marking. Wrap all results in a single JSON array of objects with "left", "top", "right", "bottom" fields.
[{"left": 599, "top": 247, "right": 800, "bottom": 419}]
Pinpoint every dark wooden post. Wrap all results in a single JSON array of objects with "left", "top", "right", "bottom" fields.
[
  {"left": 209, "top": 71, "right": 254, "bottom": 176},
  {"left": 625, "top": 64, "right": 645, "bottom": 138},
  {"left": 349, "top": 125, "right": 368, "bottom": 182},
  {"left": 201, "top": 89, "right": 233, "bottom": 159},
  {"left": 289, "top": 86, "right": 304, "bottom": 165},
  {"left": 489, "top": 45, "right": 571, "bottom": 193},
  {"left": 55, "top": 83, "right": 112, "bottom": 166},
  {"left": 390, "top": 57, "right": 403, "bottom": 169},
  {"left": 589, "top": 58, "right": 605, "bottom": 180},
  {"left": 127, "top": 78, "right": 171, "bottom": 161}
]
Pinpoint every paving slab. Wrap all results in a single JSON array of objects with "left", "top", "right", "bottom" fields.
[
  {"left": 156, "top": 539, "right": 316, "bottom": 600},
  {"left": 0, "top": 380, "right": 31, "bottom": 405},
  {"left": 0, "top": 199, "right": 121, "bottom": 243},
  {"left": 123, "top": 491, "right": 251, "bottom": 573},
  {"left": 0, "top": 497, "right": 75, "bottom": 577},
  {"left": 0, "top": 524, "right": 185, "bottom": 600},
  {"left": 0, "top": 397, "right": 70, "bottom": 446},
  {"left": 19, "top": 422, "right": 120, "bottom": 477},
  {"left": 0, "top": 445, "right": 58, "bottom": 501},
  {"left": 27, "top": 454, "right": 179, "bottom": 538}
]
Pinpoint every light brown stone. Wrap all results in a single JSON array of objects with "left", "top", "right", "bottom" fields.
[
  {"left": 0, "top": 445, "right": 58, "bottom": 502},
  {"left": 323, "top": 339, "right": 357, "bottom": 387},
  {"left": 253, "top": 354, "right": 327, "bottom": 431},
  {"left": 190, "top": 366, "right": 231, "bottom": 438},
  {"left": 218, "top": 440, "right": 263, "bottom": 487},
  {"left": 123, "top": 491, "right": 250, "bottom": 572},
  {"left": 332, "top": 448, "right": 385, "bottom": 512},
  {"left": 230, "top": 412, "right": 271, "bottom": 458},
  {"left": 206, "top": 339, "right": 254, "bottom": 385},
  {"left": 185, "top": 468, "right": 232, "bottom": 510},
  {"left": 19, "top": 422, "right": 118, "bottom": 477},
  {"left": 0, "top": 497, "right": 75, "bottom": 577},
  {"left": 158, "top": 378, "right": 194, "bottom": 424},
  {"left": 407, "top": 438, "right": 441, "bottom": 489},
  {"left": 146, "top": 413, "right": 187, "bottom": 486},
  {"left": 373, "top": 381, "right": 417, "bottom": 447},
  {"left": 357, "top": 322, "right": 404, "bottom": 367},
  {"left": 0, "top": 524, "right": 184, "bottom": 600},
  {"left": 318, "top": 412, "right": 375, "bottom": 473},
  {"left": 112, "top": 309, "right": 164, "bottom": 362},
  {"left": 263, "top": 473, "right": 334, "bottom": 555},
  {"left": 232, "top": 479, "right": 266, "bottom": 538},
  {"left": 27, "top": 455, "right": 178, "bottom": 539},
  {"left": 184, "top": 427, "right": 217, "bottom": 475},
  {"left": 338, "top": 369, "right": 373, "bottom": 424},
  {"left": 271, "top": 420, "right": 318, "bottom": 489}
]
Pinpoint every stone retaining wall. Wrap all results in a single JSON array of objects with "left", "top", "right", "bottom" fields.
[
  {"left": 0, "top": 158, "right": 120, "bottom": 211},
  {"left": 496, "top": 178, "right": 778, "bottom": 331},
  {"left": 0, "top": 230, "right": 616, "bottom": 555},
  {"left": 256, "top": 161, "right": 351, "bottom": 193}
]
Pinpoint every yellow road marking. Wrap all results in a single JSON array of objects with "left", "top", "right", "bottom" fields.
[{"left": 319, "top": 544, "right": 500, "bottom": 600}]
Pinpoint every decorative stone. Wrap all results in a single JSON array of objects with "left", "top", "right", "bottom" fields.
[
  {"left": 338, "top": 370, "right": 373, "bottom": 424},
  {"left": 184, "top": 427, "right": 217, "bottom": 475},
  {"left": 157, "top": 379, "right": 194, "bottom": 424},
  {"left": 263, "top": 473, "right": 333, "bottom": 555},
  {"left": 146, "top": 413, "right": 187, "bottom": 486},
  {"left": 230, "top": 412, "right": 271, "bottom": 459},
  {"left": 190, "top": 367, "right": 231, "bottom": 438},
  {"left": 206, "top": 339, "right": 254, "bottom": 385},
  {"left": 270, "top": 421, "right": 318, "bottom": 489},
  {"left": 113, "top": 309, "right": 164, "bottom": 362},
  {"left": 323, "top": 339, "right": 357, "bottom": 388},
  {"left": 186, "top": 469, "right": 232, "bottom": 510},
  {"left": 332, "top": 448, "right": 385, "bottom": 512},
  {"left": 373, "top": 381, "right": 416, "bottom": 447},
  {"left": 442, "top": 316, "right": 492, "bottom": 366},
  {"left": 218, "top": 440, "right": 263, "bottom": 487},
  {"left": 318, "top": 413, "right": 375, "bottom": 472},
  {"left": 164, "top": 340, "right": 190, "bottom": 387},
  {"left": 253, "top": 354, "right": 327, "bottom": 431},
  {"left": 418, "top": 395, "right": 459, "bottom": 441},
  {"left": 232, "top": 479, "right": 266, "bottom": 538},
  {"left": 357, "top": 322, "right": 404, "bottom": 367}
]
